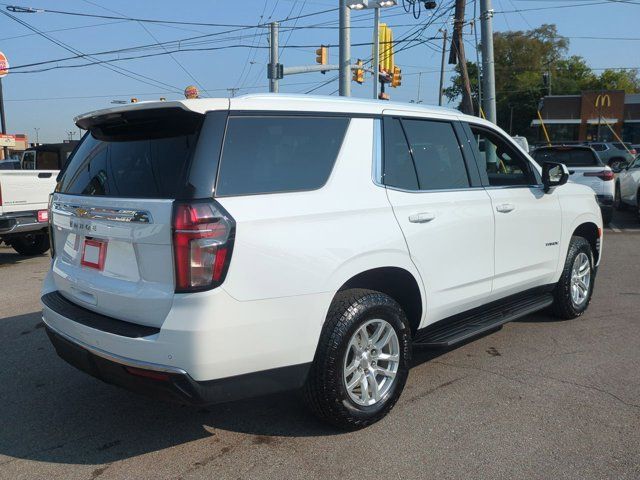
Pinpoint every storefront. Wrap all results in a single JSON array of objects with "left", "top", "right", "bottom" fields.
[{"left": 531, "top": 91, "right": 640, "bottom": 144}]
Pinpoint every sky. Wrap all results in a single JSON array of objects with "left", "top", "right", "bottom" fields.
[{"left": 0, "top": 0, "right": 638, "bottom": 143}]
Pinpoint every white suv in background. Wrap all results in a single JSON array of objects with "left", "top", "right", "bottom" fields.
[
  {"left": 614, "top": 154, "right": 640, "bottom": 220},
  {"left": 42, "top": 95, "right": 603, "bottom": 429}
]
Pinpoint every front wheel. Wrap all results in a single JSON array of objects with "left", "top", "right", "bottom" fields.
[
  {"left": 303, "top": 289, "right": 411, "bottom": 430},
  {"left": 10, "top": 233, "right": 50, "bottom": 256},
  {"left": 551, "top": 236, "right": 595, "bottom": 319}
]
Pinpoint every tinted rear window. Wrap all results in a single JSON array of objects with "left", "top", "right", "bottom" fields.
[
  {"left": 58, "top": 109, "right": 203, "bottom": 198},
  {"left": 533, "top": 149, "right": 600, "bottom": 167},
  {"left": 215, "top": 116, "right": 349, "bottom": 196}
]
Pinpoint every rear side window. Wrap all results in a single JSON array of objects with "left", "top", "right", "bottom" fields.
[
  {"left": 401, "top": 119, "right": 469, "bottom": 190},
  {"left": 533, "top": 149, "right": 600, "bottom": 167},
  {"left": 590, "top": 143, "right": 607, "bottom": 151},
  {"left": 215, "top": 116, "right": 349, "bottom": 196},
  {"left": 57, "top": 108, "right": 203, "bottom": 198},
  {"left": 383, "top": 118, "right": 469, "bottom": 191}
]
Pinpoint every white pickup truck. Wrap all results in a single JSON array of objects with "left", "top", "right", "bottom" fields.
[{"left": 0, "top": 169, "right": 57, "bottom": 255}]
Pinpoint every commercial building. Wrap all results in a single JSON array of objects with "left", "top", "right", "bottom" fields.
[{"left": 531, "top": 90, "right": 640, "bottom": 144}]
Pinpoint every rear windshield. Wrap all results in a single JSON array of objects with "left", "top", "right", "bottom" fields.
[
  {"left": 215, "top": 116, "right": 349, "bottom": 196},
  {"left": 57, "top": 108, "right": 203, "bottom": 198},
  {"left": 533, "top": 149, "right": 600, "bottom": 167}
]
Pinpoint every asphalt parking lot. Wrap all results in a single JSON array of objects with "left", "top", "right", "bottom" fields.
[{"left": 1, "top": 211, "right": 639, "bottom": 480}]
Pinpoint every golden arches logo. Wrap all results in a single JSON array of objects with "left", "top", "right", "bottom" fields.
[{"left": 595, "top": 94, "right": 611, "bottom": 108}]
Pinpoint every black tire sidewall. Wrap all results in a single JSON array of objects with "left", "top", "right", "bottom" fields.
[
  {"left": 557, "top": 238, "right": 595, "bottom": 317},
  {"left": 11, "top": 233, "right": 50, "bottom": 256},
  {"left": 334, "top": 301, "right": 411, "bottom": 419}
]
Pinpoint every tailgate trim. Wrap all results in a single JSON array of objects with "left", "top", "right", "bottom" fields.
[
  {"left": 53, "top": 202, "right": 153, "bottom": 223},
  {"left": 42, "top": 291, "right": 160, "bottom": 338}
]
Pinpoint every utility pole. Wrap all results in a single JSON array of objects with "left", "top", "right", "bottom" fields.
[
  {"left": 227, "top": 88, "right": 240, "bottom": 98},
  {"left": 480, "top": 0, "right": 496, "bottom": 123},
  {"left": 0, "top": 79, "right": 7, "bottom": 160},
  {"left": 372, "top": 7, "right": 380, "bottom": 99},
  {"left": 34, "top": 127, "right": 39, "bottom": 144},
  {"left": 339, "top": 0, "right": 351, "bottom": 97},
  {"left": 449, "top": 0, "right": 474, "bottom": 115},
  {"left": 438, "top": 29, "right": 448, "bottom": 106},
  {"left": 269, "top": 22, "right": 279, "bottom": 93}
]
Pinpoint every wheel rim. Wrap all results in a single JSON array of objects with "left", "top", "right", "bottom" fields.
[
  {"left": 343, "top": 319, "right": 400, "bottom": 407},
  {"left": 570, "top": 252, "right": 591, "bottom": 307}
]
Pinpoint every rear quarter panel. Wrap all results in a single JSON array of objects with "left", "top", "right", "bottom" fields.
[
  {"left": 0, "top": 171, "right": 57, "bottom": 213},
  {"left": 216, "top": 118, "right": 417, "bottom": 303}
]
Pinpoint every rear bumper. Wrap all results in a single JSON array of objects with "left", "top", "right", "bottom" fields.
[
  {"left": 0, "top": 210, "right": 47, "bottom": 235},
  {"left": 596, "top": 194, "right": 614, "bottom": 207},
  {"left": 45, "top": 322, "right": 310, "bottom": 406}
]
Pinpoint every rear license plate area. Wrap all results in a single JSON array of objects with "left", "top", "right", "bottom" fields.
[{"left": 81, "top": 239, "right": 107, "bottom": 271}]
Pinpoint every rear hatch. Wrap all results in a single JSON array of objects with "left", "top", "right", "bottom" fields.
[
  {"left": 533, "top": 147, "right": 610, "bottom": 195},
  {"left": 50, "top": 105, "right": 222, "bottom": 328}
]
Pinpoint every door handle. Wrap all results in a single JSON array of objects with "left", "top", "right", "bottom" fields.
[
  {"left": 408, "top": 212, "right": 436, "bottom": 223},
  {"left": 496, "top": 203, "right": 515, "bottom": 213}
]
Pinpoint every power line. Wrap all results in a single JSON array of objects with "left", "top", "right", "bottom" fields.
[
  {"left": 79, "top": 0, "right": 210, "bottom": 95},
  {"left": 0, "top": 9, "right": 183, "bottom": 93}
]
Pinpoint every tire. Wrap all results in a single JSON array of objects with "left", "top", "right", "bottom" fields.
[
  {"left": 11, "top": 233, "right": 50, "bottom": 256},
  {"left": 614, "top": 183, "right": 626, "bottom": 211},
  {"left": 551, "top": 236, "right": 595, "bottom": 320},
  {"left": 303, "top": 289, "right": 411, "bottom": 430}
]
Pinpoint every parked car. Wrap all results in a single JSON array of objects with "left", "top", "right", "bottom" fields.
[
  {"left": 0, "top": 168, "right": 57, "bottom": 255},
  {"left": 531, "top": 145, "right": 614, "bottom": 225},
  {"left": 613, "top": 154, "right": 640, "bottom": 220},
  {"left": 583, "top": 142, "right": 636, "bottom": 170},
  {"left": 0, "top": 159, "right": 22, "bottom": 170},
  {"left": 42, "top": 95, "right": 603, "bottom": 429}
]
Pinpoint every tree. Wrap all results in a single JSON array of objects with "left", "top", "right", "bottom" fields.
[{"left": 444, "top": 24, "right": 640, "bottom": 136}]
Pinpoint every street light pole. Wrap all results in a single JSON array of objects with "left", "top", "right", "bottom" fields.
[
  {"left": 372, "top": 7, "right": 380, "bottom": 99},
  {"left": 438, "top": 29, "right": 447, "bottom": 106},
  {"left": 480, "top": 0, "right": 496, "bottom": 123},
  {"left": 34, "top": 127, "right": 39, "bottom": 144},
  {"left": 269, "top": 22, "right": 279, "bottom": 93},
  {"left": 339, "top": 0, "right": 351, "bottom": 97}
]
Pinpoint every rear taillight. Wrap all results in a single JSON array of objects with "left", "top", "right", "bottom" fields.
[
  {"left": 172, "top": 200, "right": 235, "bottom": 292},
  {"left": 584, "top": 170, "right": 614, "bottom": 181},
  {"left": 630, "top": 149, "right": 637, "bottom": 155}
]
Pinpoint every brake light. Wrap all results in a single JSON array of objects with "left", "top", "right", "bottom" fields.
[
  {"left": 37, "top": 210, "right": 48, "bottom": 222},
  {"left": 172, "top": 201, "right": 235, "bottom": 292},
  {"left": 584, "top": 170, "right": 614, "bottom": 181},
  {"left": 630, "top": 149, "right": 637, "bottom": 155}
]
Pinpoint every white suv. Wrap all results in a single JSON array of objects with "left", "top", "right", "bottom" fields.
[{"left": 42, "top": 95, "right": 603, "bottom": 429}]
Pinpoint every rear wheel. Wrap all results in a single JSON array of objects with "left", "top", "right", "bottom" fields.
[
  {"left": 10, "top": 233, "right": 50, "bottom": 256},
  {"left": 551, "top": 236, "right": 594, "bottom": 319},
  {"left": 304, "top": 289, "right": 411, "bottom": 430}
]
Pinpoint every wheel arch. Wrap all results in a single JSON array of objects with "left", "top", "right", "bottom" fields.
[
  {"left": 572, "top": 221, "right": 601, "bottom": 264},
  {"left": 336, "top": 266, "right": 424, "bottom": 334}
]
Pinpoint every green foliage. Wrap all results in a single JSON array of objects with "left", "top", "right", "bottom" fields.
[{"left": 444, "top": 24, "right": 640, "bottom": 135}]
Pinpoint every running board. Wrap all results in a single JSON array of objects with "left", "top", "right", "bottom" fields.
[{"left": 413, "top": 292, "right": 554, "bottom": 348}]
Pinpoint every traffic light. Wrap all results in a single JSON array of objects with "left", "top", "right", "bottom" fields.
[
  {"left": 315, "top": 45, "right": 328, "bottom": 66},
  {"left": 391, "top": 66, "right": 402, "bottom": 88},
  {"left": 352, "top": 59, "right": 364, "bottom": 84}
]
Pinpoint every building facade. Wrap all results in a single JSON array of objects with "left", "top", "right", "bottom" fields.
[{"left": 531, "top": 90, "right": 640, "bottom": 144}]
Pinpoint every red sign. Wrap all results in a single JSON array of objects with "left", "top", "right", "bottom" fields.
[{"left": 0, "top": 52, "right": 8, "bottom": 78}]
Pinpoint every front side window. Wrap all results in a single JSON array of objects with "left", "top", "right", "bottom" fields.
[
  {"left": 470, "top": 126, "right": 537, "bottom": 187},
  {"left": 216, "top": 116, "right": 349, "bottom": 196},
  {"left": 383, "top": 117, "right": 469, "bottom": 191}
]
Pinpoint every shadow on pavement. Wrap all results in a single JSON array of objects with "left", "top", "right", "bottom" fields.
[{"left": 0, "top": 304, "right": 553, "bottom": 466}]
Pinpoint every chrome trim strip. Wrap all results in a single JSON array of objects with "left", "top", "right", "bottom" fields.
[
  {"left": 52, "top": 203, "right": 153, "bottom": 224},
  {"left": 42, "top": 317, "right": 188, "bottom": 375}
]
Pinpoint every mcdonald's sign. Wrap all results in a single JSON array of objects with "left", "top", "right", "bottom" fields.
[{"left": 595, "top": 94, "right": 611, "bottom": 108}]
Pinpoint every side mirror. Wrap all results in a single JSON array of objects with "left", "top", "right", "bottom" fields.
[{"left": 542, "top": 161, "right": 569, "bottom": 193}]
